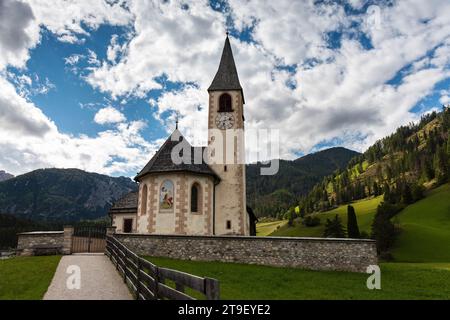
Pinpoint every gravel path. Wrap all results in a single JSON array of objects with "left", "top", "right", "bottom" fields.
[{"left": 43, "top": 254, "right": 133, "bottom": 300}]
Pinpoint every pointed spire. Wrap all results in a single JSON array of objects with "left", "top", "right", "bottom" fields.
[{"left": 208, "top": 35, "right": 243, "bottom": 97}]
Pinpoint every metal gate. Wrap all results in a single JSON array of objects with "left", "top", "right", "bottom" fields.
[{"left": 72, "top": 226, "right": 107, "bottom": 253}]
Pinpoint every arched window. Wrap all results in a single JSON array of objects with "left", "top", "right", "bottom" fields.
[
  {"left": 141, "top": 184, "right": 147, "bottom": 216},
  {"left": 218, "top": 93, "right": 233, "bottom": 112},
  {"left": 159, "top": 180, "right": 174, "bottom": 212},
  {"left": 190, "top": 183, "right": 201, "bottom": 213}
]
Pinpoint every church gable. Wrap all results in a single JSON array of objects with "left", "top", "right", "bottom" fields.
[{"left": 135, "top": 129, "right": 219, "bottom": 182}]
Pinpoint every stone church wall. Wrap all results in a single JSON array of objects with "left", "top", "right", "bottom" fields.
[
  {"left": 137, "top": 173, "right": 214, "bottom": 235},
  {"left": 114, "top": 233, "right": 377, "bottom": 273}
]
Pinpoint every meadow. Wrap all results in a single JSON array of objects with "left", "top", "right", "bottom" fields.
[
  {"left": 391, "top": 184, "right": 450, "bottom": 262},
  {"left": 269, "top": 195, "right": 383, "bottom": 237},
  {"left": 146, "top": 256, "right": 450, "bottom": 300},
  {"left": 0, "top": 255, "right": 61, "bottom": 300}
]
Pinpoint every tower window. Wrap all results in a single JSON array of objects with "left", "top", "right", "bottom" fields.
[
  {"left": 224, "top": 165, "right": 227, "bottom": 172},
  {"left": 191, "top": 183, "right": 201, "bottom": 213},
  {"left": 218, "top": 93, "right": 233, "bottom": 112},
  {"left": 141, "top": 184, "right": 147, "bottom": 216},
  {"left": 226, "top": 220, "right": 232, "bottom": 230}
]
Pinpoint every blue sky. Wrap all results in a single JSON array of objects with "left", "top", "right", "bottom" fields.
[{"left": 0, "top": 0, "right": 449, "bottom": 177}]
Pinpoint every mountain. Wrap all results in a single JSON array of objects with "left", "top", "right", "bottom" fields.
[
  {"left": 246, "top": 147, "right": 360, "bottom": 217},
  {"left": 301, "top": 106, "right": 450, "bottom": 214},
  {"left": 0, "top": 170, "right": 14, "bottom": 182},
  {"left": 0, "top": 168, "right": 137, "bottom": 221}
]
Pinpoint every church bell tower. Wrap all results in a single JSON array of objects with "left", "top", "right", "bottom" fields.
[{"left": 207, "top": 35, "right": 249, "bottom": 236}]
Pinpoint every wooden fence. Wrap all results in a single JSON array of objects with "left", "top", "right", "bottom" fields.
[{"left": 105, "top": 235, "right": 220, "bottom": 300}]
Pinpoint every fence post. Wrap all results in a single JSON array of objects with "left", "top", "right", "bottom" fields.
[
  {"left": 136, "top": 258, "right": 141, "bottom": 300},
  {"left": 63, "top": 226, "right": 74, "bottom": 255},
  {"left": 204, "top": 278, "right": 220, "bottom": 300},
  {"left": 123, "top": 249, "right": 127, "bottom": 284},
  {"left": 154, "top": 266, "right": 160, "bottom": 300},
  {"left": 106, "top": 226, "right": 116, "bottom": 236}
]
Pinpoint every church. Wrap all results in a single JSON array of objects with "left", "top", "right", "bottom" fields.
[{"left": 110, "top": 35, "right": 257, "bottom": 236}]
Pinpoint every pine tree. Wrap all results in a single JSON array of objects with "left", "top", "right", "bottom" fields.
[
  {"left": 401, "top": 184, "right": 413, "bottom": 204},
  {"left": 347, "top": 205, "right": 360, "bottom": 238},
  {"left": 323, "top": 215, "right": 346, "bottom": 238}
]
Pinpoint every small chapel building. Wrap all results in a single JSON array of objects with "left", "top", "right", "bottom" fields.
[{"left": 109, "top": 35, "right": 257, "bottom": 236}]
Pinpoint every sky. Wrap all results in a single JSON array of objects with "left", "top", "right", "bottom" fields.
[{"left": 0, "top": 0, "right": 450, "bottom": 178}]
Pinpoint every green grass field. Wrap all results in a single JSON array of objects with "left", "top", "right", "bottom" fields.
[
  {"left": 146, "top": 257, "right": 450, "bottom": 299},
  {"left": 269, "top": 196, "right": 383, "bottom": 238},
  {"left": 256, "top": 220, "right": 288, "bottom": 236},
  {"left": 0, "top": 255, "right": 61, "bottom": 300},
  {"left": 391, "top": 183, "right": 450, "bottom": 262}
]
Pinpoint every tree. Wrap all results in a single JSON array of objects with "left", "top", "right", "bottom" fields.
[
  {"left": 347, "top": 205, "right": 360, "bottom": 238},
  {"left": 287, "top": 207, "right": 296, "bottom": 227},
  {"left": 411, "top": 184, "right": 424, "bottom": 202},
  {"left": 401, "top": 183, "right": 413, "bottom": 204},
  {"left": 371, "top": 202, "right": 402, "bottom": 254},
  {"left": 323, "top": 215, "right": 346, "bottom": 238}
]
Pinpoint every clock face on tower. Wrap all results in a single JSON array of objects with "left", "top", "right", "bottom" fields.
[{"left": 215, "top": 113, "right": 235, "bottom": 130}]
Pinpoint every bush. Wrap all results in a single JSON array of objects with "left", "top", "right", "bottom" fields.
[
  {"left": 323, "top": 215, "right": 346, "bottom": 238},
  {"left": 411, "top": 184, "right": 425, "bottom": 202},
  {"left": 302, "top": 215, "right": 321, "bottom": 227},
  {"left": 359, "top": 231, "right": 370, "bottom": 239}
]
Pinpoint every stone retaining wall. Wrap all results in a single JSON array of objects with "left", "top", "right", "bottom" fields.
[
  {"left": 115, "top": 233, "right": 378, "bottom": 273},
  {"left": 16, "top": 231, "right": 65, "bottom": 256}
]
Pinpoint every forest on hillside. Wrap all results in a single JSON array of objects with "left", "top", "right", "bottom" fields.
[
  {"left": 246, "top": 147, "right": 359, "bottom": 218},
  {"left": 276, "top": 106, "right": 450, "bottom": 256},
  {"left": 299, "top": 106, "right": 450, "bottom": 215}
]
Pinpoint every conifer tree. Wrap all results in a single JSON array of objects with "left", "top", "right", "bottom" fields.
[
  {"left": 347, "top": 205, "right": 360, "bottom": 238},
  {"left": 323, "top": 215, "right": 346, "bottom": 238}
]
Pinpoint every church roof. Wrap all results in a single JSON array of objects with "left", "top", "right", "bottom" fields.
[
  {"left": 110, "top": 191, "right": 137, "bottom": 214},
  {"left": 135, "top": 129, "right": 219, "bottom": 182},
  {"left": 208, "top": 36, "right": 244, "bottom": 102}
]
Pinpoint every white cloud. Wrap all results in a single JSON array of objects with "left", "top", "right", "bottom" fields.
[
  {"left": 77, "top": 0, "right": 450, "bottom": 160},
  {"left": 0, "top": 75, "right": 157, "bottom": 176},
  {"left": 0, "top": 0, "right": 39, "bottom": 69},
  {"left": 65, "top": 54, "right": 83, "bottom": 66},
  {"left": 2, "top": 0, "right": 450, "bottom": 177},
  {"left": 94, "top": 106, "right": 126, "bottom": 125}
]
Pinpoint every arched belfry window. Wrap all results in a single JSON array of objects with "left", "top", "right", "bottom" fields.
[
  {"left": 141, "top": 184, "right": 148, "bottom": 216},
  {"left": 190, "top": 183, "right": 201, "bottom": 213},
  {"left": 218, "top": 93, "right": 233, "bottom": 112}
]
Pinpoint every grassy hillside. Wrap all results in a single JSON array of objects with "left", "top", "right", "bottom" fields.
[
  {"left": 269, "top": 196, "right": 382, "bottom": 237},
  {"left": 256, "top": 220, "right": 287, "bottom": 236},
  {"left": 391, "top": 183, "right": 450, "bottom": 262}
]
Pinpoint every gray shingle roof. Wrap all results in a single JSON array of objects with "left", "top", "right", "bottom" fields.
[
  {"left": 110, "top": 191, "right": 137, "bottom": 213},
  {"left": 135, "top": 130, "right": 219, "bottom": 182},
  {"left": 208, "top": 36, "right": 244, "bottom": 102}
]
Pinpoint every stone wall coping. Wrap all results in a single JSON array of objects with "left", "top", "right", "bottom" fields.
[
  {"left": 17, "top": 231, "right": 64, "bottom": 236},
  {"left": 115, "top": 233, "right": 376, "bottom": 243}
]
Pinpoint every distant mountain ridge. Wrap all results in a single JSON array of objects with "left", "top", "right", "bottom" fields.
[
  {"left": 0, "top": 147, "right": 359, "bottom": 221},
  {"left": 0, "top": 168, "right": 137, "bottom": 221},
  {"left": 0, "top": 170, "right": 14, "bottom": 182},
  {"left": 246, "top": 147, "right": 360, "bottom": 217}
]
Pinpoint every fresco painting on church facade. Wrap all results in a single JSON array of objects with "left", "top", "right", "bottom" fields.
[{"left": 160, "top": 180, "right": 174, "bottom": 211}]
